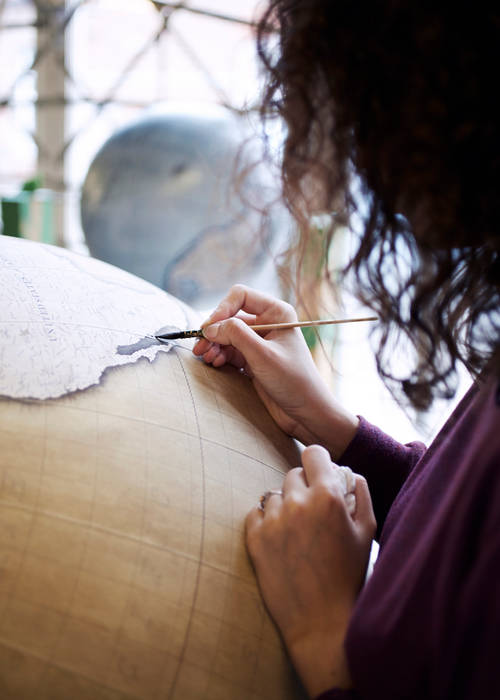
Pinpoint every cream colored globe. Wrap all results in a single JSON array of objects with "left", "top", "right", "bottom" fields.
[{"left": 0, "top": 237, "right": 304, "bottom": 699}]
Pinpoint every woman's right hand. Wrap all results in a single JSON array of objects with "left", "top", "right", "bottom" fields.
[{"left": 192, "top": 285, "right": 359, "bottom": 460}]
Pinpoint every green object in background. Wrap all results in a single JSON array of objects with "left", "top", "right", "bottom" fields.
[
  {"left": 1, "top": 178, "right": 54, "bottom": 243},
  {"left": 302, "top": 326, "right": 318, "bottom": 351},
  {"left": 1, "top": 197, "right": 23, "bottom": 237},
  {"left": 302, "top": 323, "right": 339, "bottom": 352},
  {"left": 22, "top": 176, "right": 43, "bottom": 193}
]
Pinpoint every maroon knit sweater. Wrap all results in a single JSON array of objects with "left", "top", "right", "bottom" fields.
[{"left": 316, "top": 375, "right": 500, "bottom": 700}]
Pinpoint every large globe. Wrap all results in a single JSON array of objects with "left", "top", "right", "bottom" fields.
[
  {"left": 0, "top": 236, "right": 304, "bottom": 699},
  {"left": 81, "top": 106, "right": 286, "bottom": 310}
]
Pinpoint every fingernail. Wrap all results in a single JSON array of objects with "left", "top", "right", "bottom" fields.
[
  {"left": 339, "top": 466, "right": 355, "bottom": 493},
  {"left": 193, "top": 338, "right": 208, "bottom": 351},
  {"left": 345, "top": 493, "right": 356, "bottom": 516},
  {"left": 203, "top": 323, "right": 220, "bottom": 340}
]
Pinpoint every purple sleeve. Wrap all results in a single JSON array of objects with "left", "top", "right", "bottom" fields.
[{"left": 339, "top": 416, "right": 426, "bottom": 534}]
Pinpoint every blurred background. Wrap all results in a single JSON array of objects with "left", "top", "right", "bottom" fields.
[
  {"left": 0, "top": 0, "right": 265, "bottom": 250},
  {"left": 0, "top": 0, "right": 460, "bottom": 441}
]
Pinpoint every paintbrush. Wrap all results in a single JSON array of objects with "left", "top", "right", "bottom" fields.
[{"left": 155, "top": 315, "right": 378, "bottom": 341}]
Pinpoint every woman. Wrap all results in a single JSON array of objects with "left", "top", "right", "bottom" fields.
[{"left": 193, "top": 2, "right": 500, "bottom": 698}]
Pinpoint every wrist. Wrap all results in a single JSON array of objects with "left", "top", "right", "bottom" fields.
[
  {"left": 304, "top": 391, "right": 359, "bottom": 461},
  {"left": 286, "top": 627, "right": 353, "bottom": 698}
]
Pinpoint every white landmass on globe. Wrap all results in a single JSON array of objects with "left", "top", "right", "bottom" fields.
[{"left": 0, "top": 236, "right": 201, "bottom": 400}]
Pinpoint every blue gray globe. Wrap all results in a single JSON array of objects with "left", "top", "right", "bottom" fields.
[{"left": 81, "top": 106, "right": 288, "bottom": 309}]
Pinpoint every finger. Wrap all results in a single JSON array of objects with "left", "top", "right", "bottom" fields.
[
  {"left": 202, "top": 343, "right": 221, "bottom": 364},
  {"left": 212, "top": 351, "right": 228, "bottom": 368},
  {"left": 282, "top": 466, "right": 307, "bottom": 496},
  {"left": 212, "top": 345, "right": 248, "bottom": 370},
  {"left": 201, "top": 317, "right": 272, "bottom": 369},
  {"left": 235, "top": 310, "right": 257, "bottom": 325},
  {"left": 195, "top": 337, "right": 247, "bottom": 370},
  {"left": 336, "top": 465, "right": 356, "bottom": 496},
  {"left": 245, "top": 505, "right": 263, "bottom": 544},
  {"left": 203, "top": 284, "right": 297, "bottom": 326},
  {"left": 300, "top": 444, "right": 339, "bottom": 487},
  {"left": 202, "top": 308, "right": 256, "bottom": 329},
  {"left": 260, "top": 489, "right": 283, "bottom": 518},
  {"left": 351, "top": 475, "right": 377, "bottom": 536},
  {"left": 193, "top": 338, "right": 212, "bottom": 356}
]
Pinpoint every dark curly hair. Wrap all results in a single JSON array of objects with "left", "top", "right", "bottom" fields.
[{"left": 256, "top": 0, "right": 500, "bottom": 410}]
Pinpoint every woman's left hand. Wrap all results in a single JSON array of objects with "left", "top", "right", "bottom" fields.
[{"left": 245, "top": 445, "right": 376, "bottom": 698}]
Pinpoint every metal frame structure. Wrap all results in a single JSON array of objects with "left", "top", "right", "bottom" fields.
[{"left": 0, "top": 0, "right": 260, "bottom": 245}]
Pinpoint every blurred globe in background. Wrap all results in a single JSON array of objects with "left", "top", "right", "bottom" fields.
[{"left": 81, "top": 104, "right": 288, "bottom": 309}]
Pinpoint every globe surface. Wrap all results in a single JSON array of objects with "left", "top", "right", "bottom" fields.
[{"left": 0, "top": 237, "right": 304, "bottom": 699}]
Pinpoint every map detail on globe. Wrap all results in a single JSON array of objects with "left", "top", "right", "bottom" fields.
[
  {"left": 0, "top": 235, "right": 306, "bottom": 699},
  {"left": 0, "top": 237, "right": 200, "bottom": 400}
]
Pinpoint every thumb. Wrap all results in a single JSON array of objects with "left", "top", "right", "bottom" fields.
[
  {"left": 203, "top": 317, "right": 269, "bottom": 366},
  {"left": 352, "top": 475, "right": 377, "bottom": 539}
]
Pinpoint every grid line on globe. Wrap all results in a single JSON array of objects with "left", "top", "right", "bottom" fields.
[{"left": 0, "top": 236, "right": 306, "bottom": 699}]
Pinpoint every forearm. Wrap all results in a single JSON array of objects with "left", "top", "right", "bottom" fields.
[
  {"left": 287, "top": 625, "right": 353, "bottom": 699},
  {"left": 299, "top": 389, "right": 360, "bottom": 462},
  {"left": 340, "top": 416, "right": 426, "bottom": 535}
]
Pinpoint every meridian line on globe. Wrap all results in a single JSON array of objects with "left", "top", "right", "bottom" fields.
[
  {"left": 0, "top": 236, "right": 306, "bottom": 698},
  {"left": 167, "top": 347, "right": 208, "bottom": 699}
]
